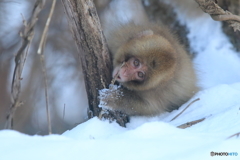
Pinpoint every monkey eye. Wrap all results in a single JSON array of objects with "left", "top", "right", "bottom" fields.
[
  {"left": 137, "top": 72, "right": 144, "bottom": 79},
  {"left": 133, "top": 59, "right": 140, "bottom": 67}
]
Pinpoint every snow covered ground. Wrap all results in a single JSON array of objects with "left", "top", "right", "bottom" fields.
[{"left": 0, "top": 0, "right": 240, "bottom": 160}]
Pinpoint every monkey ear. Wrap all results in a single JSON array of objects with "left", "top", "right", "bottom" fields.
[{"left": 134, "top": 30, "right": 153, "bottom": 39}]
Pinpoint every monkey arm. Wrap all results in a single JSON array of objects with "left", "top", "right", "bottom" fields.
[{"left": 99, "top": 86, "right": 159, "bottom": 116}]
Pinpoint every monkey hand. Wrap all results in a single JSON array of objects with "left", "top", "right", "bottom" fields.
[{"left": 99, "top": 84, "right": 123, "bottom": 110}]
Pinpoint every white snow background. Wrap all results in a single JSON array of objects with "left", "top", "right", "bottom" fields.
[{"left": 1, "top": 0, "right": 240, "bottom": 160}]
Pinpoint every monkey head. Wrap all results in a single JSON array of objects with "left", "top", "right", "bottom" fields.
[{"left": 113, "top": 31, "right": 178, "bottom": 91}]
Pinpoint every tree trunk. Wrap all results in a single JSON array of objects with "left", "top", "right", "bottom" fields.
[
  {"left": 61, "top": 0, "right": 129, "bottom": 127},
  {"left": 61, "top": 0, "right": 112, "bottom": 117}
]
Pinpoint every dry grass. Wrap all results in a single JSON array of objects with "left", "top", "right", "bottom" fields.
[
  {"left": 170, "top": 98, "right": 200, "bottom": 121},
  {"left": 227, "top": 132, "right": 240, "bottom": 139},
  {"left": 37, "top": 0, "right": 56, "bottom": 135}
]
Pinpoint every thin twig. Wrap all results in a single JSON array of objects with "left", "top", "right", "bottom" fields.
[
  {"left": 37, "top": 0, "right": 56, "bottom": 135},
  {"left": 63, "top": 104, "right": 66, "bottom": 121},
  {"left": 100, "top": 75, "right": 106, "bottom": 88},
  {"left": 5, "top": 0, "right": 46, "bottom": 129},
  {"left": 170, "top": 98, "right": 200, "bottom": 121},
  {"left": 226, "top": 132, "right": 240, "bottom": 139},
  {"left": 177, "top": 117, "right": 205, "bottom": 129},
  {"left": 195, "top": 0, "right": 240, "bottom": 32},
  {"left": 111, "top": 62, "right": 126, "bottom": 85},
  {"left": 38, "top": 0, "right": 56, "bottom": 54},
  {"left": 39, "top": 56, "right": 51, "bottom": 134}
]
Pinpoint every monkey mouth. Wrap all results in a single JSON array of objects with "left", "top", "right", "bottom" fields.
[
  {"left": 117, "top": 75, "right": 121, "bottom": 81},
  {"left": 116, "top": 75, "right": 123, "bottom": 82},
  {"left": 113, "top": 73, "right": 121, "bottom": 82}
]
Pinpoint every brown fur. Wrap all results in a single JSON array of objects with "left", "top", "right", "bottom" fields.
[{"left": 97, "top": 0, "right": 198, "bottom": 116}]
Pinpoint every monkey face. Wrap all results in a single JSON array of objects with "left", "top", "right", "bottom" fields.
[
  {"left": 113, "top": 34, "right": 178, "bottom": 91},
  {"left": 113, "top": 57, "right": 147, "bottom": 83}
]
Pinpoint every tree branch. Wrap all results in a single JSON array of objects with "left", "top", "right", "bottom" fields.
[
  {"left": 62, "top": 0, "right": 129, "bottom": 127},
  {"left": 5, "top": 0, "right": 46, "bottom": 129},
  {"left": 226, "top": 132, "right": 240, "bottom": 139},
  {"left": 62, "top": 0, "right": 112, "bottom": 117},
  {"left": 170, "top": 98, "right": 200, "bottom": 122},
  {"left": 37, "top": 0, "right": 56, "bottom": 135},
  {"left": 177, "top": 117, "right": 205, "bottom": 129},
  {"left": 195, "top": 0, "right": 240, "bottom": 32}
]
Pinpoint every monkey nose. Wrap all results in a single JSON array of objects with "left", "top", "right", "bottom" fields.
[{"left": 123, "top": 72, "right": 130, "bottom": 77}]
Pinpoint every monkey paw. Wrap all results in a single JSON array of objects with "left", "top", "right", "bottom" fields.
[{"left": 98, "top": 84, "right": 123, "bottom": 110}]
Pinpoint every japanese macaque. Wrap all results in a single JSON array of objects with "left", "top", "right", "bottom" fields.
[{"left": 97, "top": 0, "right": 198, "bottom": 116}]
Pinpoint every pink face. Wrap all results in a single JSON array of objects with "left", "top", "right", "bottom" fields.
[{"left": 113, "top": 57, "right": 147, "bottom": 83}]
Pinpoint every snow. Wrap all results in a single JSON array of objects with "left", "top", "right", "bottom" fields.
[
  {"left": 1, "top": 0, "right": 240, "bottom": 160},
  {"left": 164, "top": 0, "right": 240, "bottom": 89}
]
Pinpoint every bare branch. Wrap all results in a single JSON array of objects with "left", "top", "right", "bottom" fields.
[
  {"left": 177, "top": 117, "right": 205, "bottom": 129},
  {"left": 195, "top": 0, "right": 240, "bottom": 32},
  {"left": 170, "top": 98, "right": 200, "bottom": 121},
  {"left": 5, "top": 0, "right": 46, "bottom": 129},
  {"left": 63, "top": 104, "right": 66, "bottom": 120},
  {"left": 61, "top": 0, "right": 112, "bottom": 116},
  {"left": 226, "top": 132, "right": 240, "bottom": 139},
  {"left": 38, "top": 0, "right": 56, "bottom": 54},
  {"left": 62, "top": 0, "right": 129, "bottom": 127},
  {"left": 37, "top": 0, "right": 57, "bottom": 135}
]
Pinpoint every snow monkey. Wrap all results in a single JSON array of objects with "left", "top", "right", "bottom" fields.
[{"left": 95, "top": 0, "right": 198, "bottom": 116}]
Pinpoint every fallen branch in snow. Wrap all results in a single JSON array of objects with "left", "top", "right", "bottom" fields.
[
  {"left": 177, "top": 117, "right": 205, "bottom": 129},
  {"left": 170, "top": 98, "right": 200, "bottom": 121},
  {"left": 37, "top": 0, "right": 56, "bottom": 135},
  {"left": 195, "top": 0, "right": 240, "bottom": 32},
  {"left": 226, "top": 132, "right": 240, "bottom": 139},
  {"left": 5, "top": 0, "right": 46, "bottom": 129}
]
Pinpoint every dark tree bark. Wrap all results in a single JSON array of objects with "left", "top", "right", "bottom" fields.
[
  {"left": 219, "top": 0, "right": 240, "bottom": 52},
  {"left": 61, "top": 0, "right": 129, "bottom": 127},
  {"left": 61, "top": 0, "right": 112, "bottom": 117}
]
